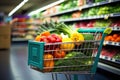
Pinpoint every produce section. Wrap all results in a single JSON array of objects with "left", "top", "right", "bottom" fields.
[
  {"left": 42, "top": 0, "right": 120, "bottom": 17},
  {"left": 28, "top": 0, "right": 120, "bottom": 75}
]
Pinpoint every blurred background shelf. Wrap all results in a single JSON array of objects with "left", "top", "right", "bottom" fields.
[
  {"left": 59, "top": 13, "right": 120, "bottom": 22},
  {"left": 47, "top": 0, "right": 120, "bottom": 17},
  {"left": 12, "top": 38, "right": 32, "bottom": 42}
]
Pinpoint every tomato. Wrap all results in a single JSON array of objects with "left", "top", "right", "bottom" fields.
[
  {"left": 54, "top": 48, "right": 66, "bottom": 58},
  {"left": 51, "top": 34, "right": 62, "bottom": 42},
  {"left": 47, "top": 35, "right": 56, "bottom": 43}
]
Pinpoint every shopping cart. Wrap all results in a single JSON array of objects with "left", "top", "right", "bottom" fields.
[{"left": 28, "top": 28, "right": 112, "bottom": 80}]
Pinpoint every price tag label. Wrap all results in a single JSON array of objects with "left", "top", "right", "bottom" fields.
[
  {"left": 96, "top": 3, "right": 100, "bottom": 5},
  {"left": 112, "top": 42, "right": 115, "bottom": 45},
  {"left": 93, "top": 3, "right": 96, "bottom": 6},
  {"left": 104, "top": 15, "right": 109, "bottom": 19},
  {"left": 115, "top": 42, "right": 119, "bottom": 46},
  {"left": 109, "top": 0, "right": 112, "bottom": 2},
  {"left": 110, "top": 14, "right": 113, "bottom": 17},
  {"left": 103, "top": 41, "right": 107, "bottom": 46},
  {"left": 112, "top": 58, "right": 115, "bottom": 61},
  {"left": 79, "top": 7, "right": 82, "bottom": 11}
]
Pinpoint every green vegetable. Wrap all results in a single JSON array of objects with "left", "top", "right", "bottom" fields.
[
  {"left": 80, "top": 34, "right": 94, "bottom": 56},
  {"left": 94, "top": 0, "right": 106, "bottom": 3},
  {"left": 37, "top": 21, "right": 75, "bottom": 36},
  {"left": 82, "top": 33, "right": 94, "bottom": 40},
  {"left": 81, "top": 10, "right": 89, "bottom": 17},
  {"left": 94, "top": 20, "right": 112, "bottom": 28},
  {"left": 88, "top": 7, "right": 99, "bottom": 16},
  {"left": 97, "top": 6, "right": 110, "bottom": 15},
  {"left": 113, "top": 53, "right": 120, "bottom": 60},
  {"left": 64, "top": 51, "right": 84, "bottom": 58},
  {"left": 59, "top": 0, "right": 77, "bottom": 11},
  {"left": 54, "top": 51, "right": 93, "bottom": 72}
]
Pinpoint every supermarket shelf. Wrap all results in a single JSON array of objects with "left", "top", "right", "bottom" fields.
[
  {"left": 110, "top": 27, "right": 120, "bottom": 31},
  {"left": 47, "top": 0, "right": 120, "bottom": 17},
  {"left": 104, "top": 41, "right": 120, "bottom": 46},
  {"left": 100, "top": 55, "right": 120, "bottom": 64},
  {"left": 12, "top": 28, "right": 38, "bottom": 31},
  {"left": 14, "top": 22, "right": 42, "bottom": 26},
  {"left": 59, "top": 13, "right": 120, "bottom": 22},
  {"left": 12, "top": 33, "right": 36, "bottom": 36},
  {"left": 98, "top": 62, "right": 120, "bottom": 75},
  {"left": 12, "top": 38, "right": 32, "bottom": 42}
]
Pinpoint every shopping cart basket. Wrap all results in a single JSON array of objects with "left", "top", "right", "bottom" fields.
[{"left": 28, "top": 28, "right": 112, "bottom": 80}]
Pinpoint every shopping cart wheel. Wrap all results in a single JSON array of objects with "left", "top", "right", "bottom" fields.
[{"left": 64, "top": 74, "right": 71, "bottom": 80}]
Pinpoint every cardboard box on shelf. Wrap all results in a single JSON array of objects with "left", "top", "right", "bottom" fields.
[{"left": 0, "top": 25, "right": 11, "bottom": 49}]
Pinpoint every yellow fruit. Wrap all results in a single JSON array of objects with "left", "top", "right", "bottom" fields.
[
  {"left": 70, "top": 32, "right": 84, "bottom": 45},
  {"left": 60, "top": 38, "right": 75, "bottom": 51}
]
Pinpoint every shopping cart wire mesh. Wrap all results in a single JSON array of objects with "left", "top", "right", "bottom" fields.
[{"left": 28, "top": 28, "right": 112, "bottom": 80}]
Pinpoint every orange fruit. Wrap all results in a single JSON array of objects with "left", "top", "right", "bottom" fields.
[
  {"left": 113, "top": 34, "right": 118, "bottom": 39},
  {"left": 35, "top": 35, "right": 41, "bottom": 41}
]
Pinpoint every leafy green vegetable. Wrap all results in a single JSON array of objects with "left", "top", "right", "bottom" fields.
[
  {"left": 97, "top": 6, "right": 111, "bottom": 15},
  {"left": 82, "top": 33, "right": 94, "bottom": 40},
  {"left": 94, "top": 20, "right": 112, "bottom": 28},
  {"left": 94, "top": 0, "right": 106, "bottom": 3},
  {"left": 113, "top": 53, "right": 120, "bottom": 60},
  {"left": 54, "top": 51, "right": 93, "bottom": 72},
  {"left": 88, "top": 7, "right": 99, "bottom": 16}
]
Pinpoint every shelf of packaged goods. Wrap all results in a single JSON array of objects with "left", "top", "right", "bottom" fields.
[
  {"left": 15, "top": 22, "right": 42, "bottom": 26},
  {"left": 104, "top": 41, "right": 120, "bottom": 46},
  {"left": 12, "top": 28, "right": 38, "bottom": 31},
  {"left": 98, "top": 62, "right": 120, "bottom": 75},
  {"left": 12, "top": 38, "right": 33, "bottom": 42},
  {"left": 46, "top": 0, "right": 120, "bottom": 17},
  {"left": 12, "top": 32, "right": 36, "bottom": 35},
  {"left": 59, "top": 13, "right": 120, "bottom": 22}
]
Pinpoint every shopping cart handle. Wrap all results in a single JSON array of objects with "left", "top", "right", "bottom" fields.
[
  {"left": 77, "top": 28, "right": 104, "bottom": 33},
  {"left": 77, "top": 28, "right": 112, "bottom": 34},
  {"left": 103, "top": 28, "right": 112, "bottom": 34}
]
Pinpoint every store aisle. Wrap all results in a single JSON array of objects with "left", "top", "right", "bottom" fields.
[{"left": 0, "top": 43, "right": 118, "bottom": 80}]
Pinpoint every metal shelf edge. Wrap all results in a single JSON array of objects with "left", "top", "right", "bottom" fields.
[
  {"left": 59, "top": 13, "right": 120, "bottom": 22},
  {"left": 98, "top": 62, "right": 120, "bottom": 75},
  {"left": 104, "top": 41, "right": 120, "bottom": 46}
]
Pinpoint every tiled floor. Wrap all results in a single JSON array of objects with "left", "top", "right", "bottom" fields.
[{"left": 0, "top": 43, "right": 119, "bottom": 80}]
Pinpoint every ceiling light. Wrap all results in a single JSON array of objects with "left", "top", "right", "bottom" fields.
[
  {"left": 8, "top": 0, "right": 29, "bottom": 16},
  {"left": 28, "top": 0, "right": 65, "bottom": 16}
]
